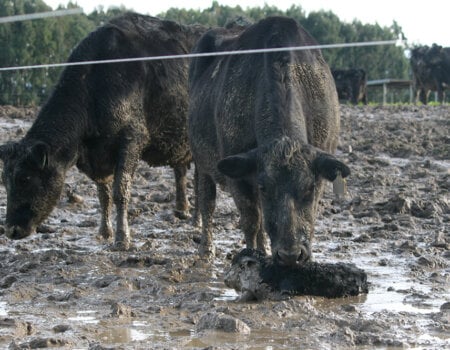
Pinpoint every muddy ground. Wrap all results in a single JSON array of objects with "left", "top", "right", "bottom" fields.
[{"left": 0, "top": 104, "right": 448, "bottom": 349}]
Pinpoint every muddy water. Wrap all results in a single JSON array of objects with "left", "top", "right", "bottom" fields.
[{"left": 0, "top": 105, "right": 449, "bottom": 349}]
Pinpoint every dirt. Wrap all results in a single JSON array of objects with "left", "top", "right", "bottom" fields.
[{"left": 0, "top": 104, "right": 449, "bottom": 349}]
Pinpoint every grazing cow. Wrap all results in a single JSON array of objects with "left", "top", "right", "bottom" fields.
[
  {"left": 188, "top": 16, "right": 350, "bottom": 265},
  {"left": 331, "top": 68, "right": 368, "bottom": 105},
  {"left": 410, "top": 44, "right": 450, "bottom": 104},
  {"left": 0, "top": 13, "right": 205, "bottom": 249}
]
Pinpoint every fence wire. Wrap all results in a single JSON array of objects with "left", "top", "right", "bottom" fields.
[
  {"left": 0, "top": 8, "right": 83, "bottom": 24},
  {"left": 0, "top": 39, "right": 400, "bottom": 72}
]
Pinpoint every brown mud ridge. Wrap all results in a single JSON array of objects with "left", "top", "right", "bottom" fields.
[{"left": 0, "top": 104, "right": 449, "bottom": 349}]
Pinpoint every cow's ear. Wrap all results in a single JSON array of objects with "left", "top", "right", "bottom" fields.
[
  {"left": 28, "top": 142, "right": 49, "bottom": 170},
  {"left": 217, "top": 150, "right": 258, "bottom": 179},
  {"left": 312, "top": 153, "right": 350, "bottom": 181}
]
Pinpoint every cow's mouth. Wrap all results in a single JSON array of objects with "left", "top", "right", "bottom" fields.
[{"left": 274, "top": 245, "right": 310, "bottom": 266}]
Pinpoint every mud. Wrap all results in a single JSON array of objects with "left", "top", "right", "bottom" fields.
[{"left": 0, "top": 104, "right": 449, "bottom": 349}]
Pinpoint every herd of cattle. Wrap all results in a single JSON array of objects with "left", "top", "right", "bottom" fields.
[
  {"left": 0, "top": 13, "right": 446, "bottom": 267},
  {"left": 410, "top": 44, "right": 450, "bottom": 104},
  {"left": 332, "top": 44, "right": 450, "bottom": 105}
]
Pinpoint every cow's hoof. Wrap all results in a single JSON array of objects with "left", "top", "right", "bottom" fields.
[
  {"left": 174, "top": 209, "right": 190, "bottom": 220},
  {"left": 111, "top": 240, "right": 132, "bottom": 251},
  {"left": 99, "top": 226, "right": 113, "bottom": 240},
  {"left": 190, "top": 214, "right": 202, "bottom": 228}
]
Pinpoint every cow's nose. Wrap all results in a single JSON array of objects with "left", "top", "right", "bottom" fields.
[{"left": 275, "top": 245, "right": 310, "bottom": 266}]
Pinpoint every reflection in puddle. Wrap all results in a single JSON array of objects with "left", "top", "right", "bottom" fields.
[
  {"left": 214, "top": 288, "right": 239, "bottom": 301},
  {"left": 98, "top": 327, "right": 152, "bottom": 343},
  {"left": 0, "top": 301, "right": 7, "bottom": 316},
  {"left": 68, "top": 310, "right": 99, "bottom": 324},
  {"left": 96, "top": 322, "right": 187, "bottom": 344}
]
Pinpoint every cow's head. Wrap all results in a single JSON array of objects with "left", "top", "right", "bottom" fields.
[
  {"left": 0, "top": 140, "right": 65, "bottom": 239},
  {"left": 218, "top": 137, "right": 350, "bottom": 266}
]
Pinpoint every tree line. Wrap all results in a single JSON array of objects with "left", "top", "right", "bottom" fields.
[{"left": 0, "top": 0, "right": 410, "bottom": 106}]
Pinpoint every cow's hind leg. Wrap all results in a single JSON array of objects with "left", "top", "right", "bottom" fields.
[
  {"left": 113, "top": 131, "right": 144, "bottom": 250},
  {"left": 198, "top": 173, "right": 216, "bottom": 258},
  {"left": 97, "top": 181, "right": 113, "bottom": 240},
  {"left": 190, "top": 166, "right": 201, "bottom": 227},
  {"left": 173, "top": 164, "right": 190, "bottom": 219}
]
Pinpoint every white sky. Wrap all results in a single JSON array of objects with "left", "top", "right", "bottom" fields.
[{"left": 46, "top": 0, "right": 449, "bottom": 47}]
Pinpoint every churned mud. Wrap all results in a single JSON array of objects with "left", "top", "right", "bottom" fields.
[{"left": 0, "top": 104, "right": 449, "bottom": 349}]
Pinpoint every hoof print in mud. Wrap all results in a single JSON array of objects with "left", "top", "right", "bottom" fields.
[{"left": 224, "top": 248, "right": 369, "bottom": 301}]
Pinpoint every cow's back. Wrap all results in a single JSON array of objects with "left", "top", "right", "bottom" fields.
[
  {"left": 189, "top": 16, "right": 339, "bottom": 180},
  {"left": 58, "top": 13, "right": 203, "bottom": 176}
]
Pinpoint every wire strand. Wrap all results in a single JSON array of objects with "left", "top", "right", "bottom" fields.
[
  {"left": 0, "top": 8, "right": 83, "bottom": 24},
  {"left": 0, "top": 39, "right": 399, "bottom": 72}
]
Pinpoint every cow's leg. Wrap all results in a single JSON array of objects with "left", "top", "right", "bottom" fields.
[
  {"left": 437, "top": 87, "right": 444, "bottom": 104},
  {"left": 191, "top": 166, "right": 201, "bottom": 227},
  {"left": 112, "top": 132, "right": 143, "bottom": 250},
  {"left": 173, "top": 164, "right": 190, "bottom": 219},
  {"left": 419, "top": 89, "right": 428, "bottom": 104},
  {"left": 97, "top": 181, "right": 113, "bottom": 240},
  {"left": 231, "top": 181, "right": 264, "bottom": 252},
  {"left": 198, "top": 173, "right": 216, "bottom": 258}
]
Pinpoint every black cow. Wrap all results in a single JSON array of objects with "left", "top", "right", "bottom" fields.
[
  {"left": 331, "top": 68, "right": 368, "bottom": 105},
  {"left": 188, "top": 16, "right": 350, "bottom": 266},
  {"left": 224, "top": 248, "right": 368, "bottom": 300},
  {"left": 410, "top": 44, "right": 450, "bottom": 104},
  {"left": 0, "top": 13, "right": 205, "bottom": 249}
]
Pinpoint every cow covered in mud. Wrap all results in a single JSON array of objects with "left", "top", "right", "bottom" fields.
[
  {"left": 188, "top": 16, "right": 350, "bottom": 265},
  {"left": 224, "top": 248, "right": 368, "bottom": 300},
  {"left": 410, "top": 44, "right": 450, "bottom": 104},
  {"left": 331, "top": 68, "right": 368, "bottom": 105},
  {"left": 0, "top": 13, "right": 205, "bottom": 249}
]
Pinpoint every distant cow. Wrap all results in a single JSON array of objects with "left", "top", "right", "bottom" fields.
[
  {"left": 188, "top": 16, "right": 350, "bottom": 266},
  {"left": 0, "top": 13, "right": 205, "bottom": 249},
  {"left": 410, "top": 44, "right": 450, "bottom": 104},
  {"left": 331, "top": 68, "right": 368, "bottom": 105}
]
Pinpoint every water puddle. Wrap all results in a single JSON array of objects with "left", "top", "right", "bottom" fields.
[
  {"left": 0, "top": 301, "right": 7, "bottom": 316},
  {"left": 97, "top": 326, "right": 156, "bottom": 343},
  {"left": 67, "top": 310, "right": 99, "bottom": 324},
  {"left": 214, "top": 287, "right": 239, "bottom": 301}
]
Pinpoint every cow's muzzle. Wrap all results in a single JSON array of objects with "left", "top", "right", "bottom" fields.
[{"left": 274, "top": 244, "right": 311, "bottom": 266}]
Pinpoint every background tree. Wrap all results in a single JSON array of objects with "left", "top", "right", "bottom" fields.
[{"left": 0, "top": 1, "right": 411, "bottom": 106}]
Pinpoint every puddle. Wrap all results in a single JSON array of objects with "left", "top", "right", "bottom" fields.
[
  {"left": 0, "top": 301, "right": 7, "bottom": 316},
  {"left": 97, "top": 326, "right": 156, "bottom": 343},
  {"left": 214, "top": 288, "right": 239, "bottom": 301},
  {"left": 68, "top": 310, "right": 99, "bottom": 324}
]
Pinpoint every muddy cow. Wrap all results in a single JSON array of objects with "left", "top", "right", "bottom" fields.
[
  {"left": 331, "top": 68, "right": 368, "bottom": 105},
  {"left": 0, "top": 13, "right": 205, "bottom": 249},
  {"left": 410, "top": 44, "right": 450, "bottom": 104},
  {"left": 188, "top": 16, "right": 350, "bottom": 265},
  {"left": 224, "top": 248, "right": 368, "bottom": 300}
]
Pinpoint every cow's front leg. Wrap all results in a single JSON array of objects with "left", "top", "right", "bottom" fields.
[
  {"left": 231, "top": 180, "right": 265, "bottom": 252},
  {"left": 97, "top": 181, "right": 113, "bottom": 240},
  {"left": 113, "top": 132, "right": 143, "bottom": 250},
  {"left": 173, "top": 164, "right": 190, "bottom": 219},
  {"left": 198, "top": 173, "right": 216, "bottom": 258}
]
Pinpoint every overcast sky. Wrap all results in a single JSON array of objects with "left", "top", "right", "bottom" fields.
[{"left": 46, "top": 0, "right": 449, "bottom": 47}]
